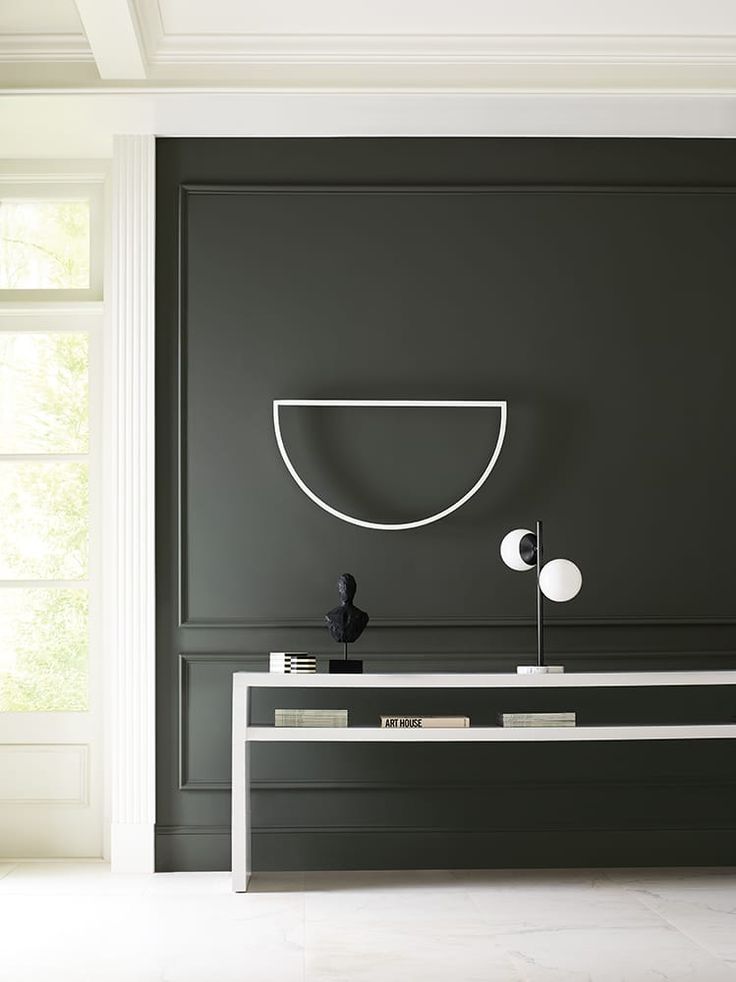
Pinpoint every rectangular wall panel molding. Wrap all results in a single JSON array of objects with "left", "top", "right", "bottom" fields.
[
  {"left": 176, "top": 180, "right": 736, "bottom": 628},
  {"left": 0, "top": 744, "right": 88, "bottom": 805},
  {"left": 178, "top": 653, "right": 736, "bottom": 792},
  {"left": 179, "top": 653, "right": 262, "bottom": 790}
]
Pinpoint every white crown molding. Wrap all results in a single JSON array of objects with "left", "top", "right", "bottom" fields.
[
  {"left": 9, "top": 23, "right": 728, "bottom": 92},
  {"left": 120, "top": 0, "right": 736, "bottom": 90},
  {"left": 7, "top": 32, "right": 736, "bottom": 90},
  {"left": 147, "top": 33, "right": 736, "bottom": 67},
  {"left": 0, "top": 34, "right": 93, "bottom": 63},
  {"left": 7, "top": 2, "right": 736, "bottom": 91},
  {"left": 106, "top": 134, "right": 156, "bottom": 873}
]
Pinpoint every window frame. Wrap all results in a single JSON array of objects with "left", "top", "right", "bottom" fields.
[{"left": 0, "top": 181, "right": 104, "bottom": 302}]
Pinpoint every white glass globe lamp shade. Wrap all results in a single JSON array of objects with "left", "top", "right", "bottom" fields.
[
  {"left": 539, "top": 558, "right": 582, "bottom": 603},
  {"left": 500, "top": 528, "right": 535, "bottom": 571}
]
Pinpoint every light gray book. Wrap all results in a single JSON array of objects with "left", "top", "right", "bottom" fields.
[
  {"left": 274, "top": 709, "right": 348, "bottom": 727},
  {"left": 501, "top": 712, "right": 576, "bottom": 727}
]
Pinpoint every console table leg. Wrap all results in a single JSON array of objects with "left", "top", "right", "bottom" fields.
[{"left": 232, "top": 685, "right": 250, "bottom": 892}]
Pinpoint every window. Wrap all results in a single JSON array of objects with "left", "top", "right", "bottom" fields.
[
  {"left": 0, "top": 325, "right": 95, "bottom": 711},
  {"left": 0, "top": 177, "right": 102, "bottom": 712},
  {"left": 0, "top": 184, "right": 103, "bottom": 301}
]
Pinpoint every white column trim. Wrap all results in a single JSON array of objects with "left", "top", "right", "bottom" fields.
[{"left": 106, "top": 134, "right": 156, "bottom": 873}]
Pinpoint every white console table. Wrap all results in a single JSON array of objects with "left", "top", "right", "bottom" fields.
[{"left": 231, "top": 671, "right": 736, "bottom": 892}]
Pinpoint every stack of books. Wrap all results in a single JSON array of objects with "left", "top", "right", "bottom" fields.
[
  {"left": 380, "top": 716, "right": 470, "bottom": 728},
  {"left": 274, "top": 709, "right": 348, "bottom": 727},
  {"left": 500, "top": 712, "right": 576, "bottom": 727},
  {"left": 269, "top": 652, "right": 317, "bottom": 674}
]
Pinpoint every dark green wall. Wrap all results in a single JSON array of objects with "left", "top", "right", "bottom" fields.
[{"left": 156, "top": 138, "right": 736, "bottom": 872}]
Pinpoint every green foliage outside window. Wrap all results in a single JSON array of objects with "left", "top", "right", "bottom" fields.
[
  {"left": 0, "top": 590, "right": 88, "bottom": 712},
  {"left": 0, "top": 200, "right": 90, "bottom": 290},
  {"left": 0, "top": 333, "right": 90, "bottom": 712}
]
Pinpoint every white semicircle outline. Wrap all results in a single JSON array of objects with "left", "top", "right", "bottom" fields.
[{"left": 272, "top": 399, "right": 508, "bottom": 531}]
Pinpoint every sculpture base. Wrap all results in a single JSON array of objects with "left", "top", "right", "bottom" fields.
[
  {"left": 329, "top": 659, "right": 363, "bottom": 674},
  {"left": 517, "top": 665, "right": 564, "bottom": 674}
]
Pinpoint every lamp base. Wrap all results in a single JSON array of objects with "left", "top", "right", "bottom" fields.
[
  {"left": 328, "top": 659, "right": 363, "bottom": 674},
  {"left": 516, "top": 665, "right": 564, "bottom": 674}
]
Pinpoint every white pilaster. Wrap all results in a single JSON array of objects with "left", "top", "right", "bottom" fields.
[{"left": 106, "top": 134, "right": 156, "bottom": 873}]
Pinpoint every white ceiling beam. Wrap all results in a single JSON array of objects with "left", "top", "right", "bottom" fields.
[{"left": 74, "top": 0, "right": 146, "bottom": 79}]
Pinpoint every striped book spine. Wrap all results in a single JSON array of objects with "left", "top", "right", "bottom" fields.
[{"left": 269, "top": 652, "right": 317, "bottom": 674}]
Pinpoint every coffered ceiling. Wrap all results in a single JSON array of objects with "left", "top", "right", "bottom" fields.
[{"left": 3, "top": 0, "right": 736, "bottom": 91}]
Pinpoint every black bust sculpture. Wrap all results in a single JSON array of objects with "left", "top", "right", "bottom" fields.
[{"left": 326, "top": 573, "right": 368, "bottom": 673}]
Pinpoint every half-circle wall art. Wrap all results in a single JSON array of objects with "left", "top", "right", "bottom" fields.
[{"left": 272, "top": 399, "right": 508, "bottom": 531}]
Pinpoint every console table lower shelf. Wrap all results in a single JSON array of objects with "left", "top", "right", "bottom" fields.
[{"left": 230, "top": 671, "right": 736, "bottom": 892}]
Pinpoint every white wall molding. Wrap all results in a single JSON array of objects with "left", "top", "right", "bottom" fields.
[
  {"left": 0, "top": 165, "right": 106, "bottom": 183},
  {"left": 109, "top": 26, "right": 736, "bottom": 91},
  {"left": 3, "top": 92, "right": 736, "bottom": 159},
  {"left": 106, "top": 134, "right": 156, "bottom": 873},
  {"left": 9, "top": 21, "right": 736, "bottom": 90},
  {"left": 0, "top": 744, "right": 89, "bottom": 805},
  {"left": 0, "top": 35, "right": 93, "bottom": 63},
  {"left": 131, "top": 0, "right": 736, "bottom": 78},
  {"left": 147, "top": 32, "right": 736, "bottom": 66},
  {"left": 6, "top": 0, "right": 736, "bottom": 90}
]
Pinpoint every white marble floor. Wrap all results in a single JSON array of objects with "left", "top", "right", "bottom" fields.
[{"left": 0, "top": 863, "right": 734, "bottom": 982}]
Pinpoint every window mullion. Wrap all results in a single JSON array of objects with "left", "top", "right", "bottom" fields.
[
  {"left": 0, "top": 580, "right": 90, "bottom": 589},
  {"left": 0, "top": 453, "right": 88, "bottom": 463}
]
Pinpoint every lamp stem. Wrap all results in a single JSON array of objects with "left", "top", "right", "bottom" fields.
[
  {"left": 344, "top": 642, "right": 348, "bottom": 662},
  {"left": 536, "top": 519, "right": 544, "bottom": 668}
]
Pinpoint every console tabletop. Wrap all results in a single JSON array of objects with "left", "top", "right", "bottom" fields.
[{"left": 234, "top": 670, "right": 736, "bottom": 689}]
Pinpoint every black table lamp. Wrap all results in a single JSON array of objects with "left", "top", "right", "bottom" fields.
[{"left": 500, "top": 520, "right": 582, "bottom": 674}]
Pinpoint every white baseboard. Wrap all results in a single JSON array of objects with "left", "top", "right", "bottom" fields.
[{"left": 110, "top": 823, "right": 155, "bottom": 873}]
